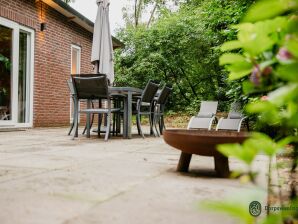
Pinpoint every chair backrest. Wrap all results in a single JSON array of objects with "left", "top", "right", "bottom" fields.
[
  {"left": 141, "top": 80, "right": 160, "bottom": 103},
  {"left": 72, "top": 73, "right": 110, "bottom": 86},
  {"left": 156, "top": 85, "right": 172, "bottom": 105},
  {"left": 216, "top": 118, "right": 244, "bottom": 132},
  {"left": 72, "top": 75, "right": 109, "bottom": 99},
  {"left": 228, "top": 102, "right": 243, "bottom": 119},
  {"left": 67, "top": 79, "right": 75, "bottom": 96},
  {"left": 197, "top": 101, "right": 218, "bottom": 118},
  {"left": 72, "top": 73, "right": 106, "bottom": 78}
]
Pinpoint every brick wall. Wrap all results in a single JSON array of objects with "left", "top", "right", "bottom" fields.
[{"left": 0, "top": 0, "right": 94, "bottom": 127}]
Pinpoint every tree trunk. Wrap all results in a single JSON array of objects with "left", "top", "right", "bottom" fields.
[
  {"left": 169, "top": 67, "right": 191, "bottom": 103},
  {"left": 147, "top": 2, "right": 158, "bottom": 28},
  {"left": 134, "top": 0, "right": 138, "bottom": 27},
  {"left": 180, "top": 68, "right": 198, "bottom": 98}
]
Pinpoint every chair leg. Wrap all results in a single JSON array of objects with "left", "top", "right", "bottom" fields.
[
  {"left": 160, "top": 115, "right": 165, "bottom": 134},
  {"left": 153, "top": 114, "right": 160, "bottom": 137},
  {"left": 83, "top": 114, "right": 94, "bottom": 135},
  {"left": 73, "top": 114, "right": 78, "bottom": 140},
  {"left": 149, "top": 113, "right": 155, "bottom": 136},
  {"left": 75, "top": 118, "right": 78, "bottom": 138},
  {"left": 68, "top": 121, "right": 74, "bottom": 136},
  {"left": 112, "top": 113, "right": 116, "bottom": 136},
  {"left": 105, "top": 112, "right": 111, "bottom": 141},
  {"left": 69, "top": 97, "right": 76, "bottom": 136},
  {"left": 137, "top": 113, "right": 144, "bottom": 138},
  {"left": 72, "top": 119, "right": 77, "bottom": 140},
  {"left": 86, "top": 113, "right": 91, "bottom": 138},
  {"left": 118, "top": 114, "right": 122, "bottom": 135},
  {"left": 73, "top": 100, "right": 79, "bottom": 139},
  {"left": 158, "top": 118, "right": 162, "bottom": 134},
  {"left": 136, "top": 114, "right": 141, "bottom": 135},
  {"left": 98, "top": 114, "right": 103, "bottom": 137},
  {"left": 90, "top": 114, "right": 94, "bottom": 131},
  {"left": 116, "top": 113, "right": 121, "bottom": 136}
]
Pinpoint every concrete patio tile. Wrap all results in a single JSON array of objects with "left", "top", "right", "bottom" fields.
[
  {"left": 0, "top": 152, "right": 30, "bottom": 161},
  {"left": 0, "top": 156, "right": 168, "bottom": 200},
  {"left": 0, "top": 192, "right": 93, "bottom": 224},
  {"left": 0, "top": 154, "right": 84, "bottom": 170},
  {"left": 0, "top": 166, "right": 47, "bottom": 183},
  {"left": 0, "top": 128, "right": 270, "bottom": 224},
  {"left": 62, "top": 167, "right": 250, "bottom": 224}
]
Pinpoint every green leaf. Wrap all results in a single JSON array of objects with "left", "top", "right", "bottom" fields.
[
  {"left": 226, "top": 61, "right": 253, "bottom": 80},
  {"left": 242, "top": 81, "right": 255, "bottom": 95},
  {"left": 276, "top": 63, "right": 298, "bottom": 82},
  {"left": 217, "top": 143, "right": 242, "bottom": 157},
  {"left": 242, "top": 139, "right": 261, "bottom": 163},
  {"left": 221, "top": 40, "right": 242, "bottom": 52},
  {"left": 246, "top": 101, "right": 272, "bottom": 113},
  {"left": 259, "top": 60, "right": 276, "bottom": 70},
  {"left": 277, "top": 136, "right": 296, "bottom": 148},
  {"left": 268, "top": 84, "right": 298, "bottom": 106},
  {"left": 251, "top": 133, "right": 279, "bottom": 156},
  {"left": 246, "top": 101, "right": 281, "bottom": 125},
  {"left": 243, "top": 0, "right": 296, "bottom": 22},
  {"left": 219, "top": 53, "right": 247, "bottom": 65},
  {"left": 229, "top": 69, "right": 253, "bottom": 81},
  {"left": 286, "top": 37, "right": 298, "bottom": 58},
  {"left": 217, "top": 141, "right": 259, "bottom": 165},
  {"left": 284, "top": 102, "right": 298, "bottom": 126},
  {"left": 237, "top": 23, "right": 275, "bottom": 55},
  {"left": 260, "top": 214, "right": 283, "bottom": 224},
  {"left": 201, "top": 201, "right": 254, "bottom": 224}
]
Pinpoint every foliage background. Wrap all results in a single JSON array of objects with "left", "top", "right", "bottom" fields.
[{"left": 114, "top": 0, "right": 254, "bottom": 113}]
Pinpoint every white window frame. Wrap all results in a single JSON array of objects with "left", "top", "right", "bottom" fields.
[
  {"left": 71, "top": 44, "right": 81, "bottom": 75},
  {"left": 70, "top": 44, "right": 81, "bottom": 123},
  {"left": 0, "top": 16, "right": 35, "bottom": 128}
]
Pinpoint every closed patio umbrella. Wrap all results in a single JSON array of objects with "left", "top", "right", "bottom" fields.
[{"left": 91, "top": 0, "right": 114, "bottom": 84}]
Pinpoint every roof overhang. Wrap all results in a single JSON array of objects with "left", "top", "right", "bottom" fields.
[{"left": 39, "top": 0, "right": 123, "bottom": 48}]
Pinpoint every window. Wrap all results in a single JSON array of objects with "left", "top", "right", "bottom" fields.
[{"left": 71, "top": 45, "right": 81, "bottom": 75}]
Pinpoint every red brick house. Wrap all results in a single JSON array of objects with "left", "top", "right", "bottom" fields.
[{"left": 0, "top": 0, "right": 122, "bottom": 128}]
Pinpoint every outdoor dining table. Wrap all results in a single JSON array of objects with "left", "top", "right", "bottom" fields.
[
  {"left": 109, "top": 86, "right": 143, "bottom": 139},
  {"left": 76, "top": 85, "right": 143, "bottom": 139}
]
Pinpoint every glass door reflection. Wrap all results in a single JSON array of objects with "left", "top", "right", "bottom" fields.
[
  {"left": 0, "top": 24, "right": 12, "bottom": 121},
  {"left": 18, "top": 31, "right": 30, "bottom": 123}
]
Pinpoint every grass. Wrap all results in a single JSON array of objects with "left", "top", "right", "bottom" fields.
[{"left": 131, "top": 113, "right": 191, "bottom": 128}]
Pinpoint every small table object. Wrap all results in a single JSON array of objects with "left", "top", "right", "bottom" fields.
[
  {"left": 163, "top": 129, "right": 249, "bottom": 177},
  {"left": 0, "top": 106, "right": 9, "bottom": 120}
]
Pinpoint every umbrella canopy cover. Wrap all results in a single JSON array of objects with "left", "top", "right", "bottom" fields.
[{"left": 91, "top": 0, "right": 114, "bottom": 83}]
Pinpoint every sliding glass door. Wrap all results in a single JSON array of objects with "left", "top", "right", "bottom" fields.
[{"left": 0, "top": 17, "right": 34, "bottom": 127}]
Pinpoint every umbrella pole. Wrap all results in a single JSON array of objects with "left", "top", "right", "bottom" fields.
[
  {"left": 93, "top": 60, "right": 108, "bottom": 131},
  {"left": 94, "top": 61, "right": 99, "bottom": 74}
]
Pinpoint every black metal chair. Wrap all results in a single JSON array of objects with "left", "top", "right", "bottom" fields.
[
  {"left": 134, "top": 80, "right": 160, "bottom": 138},
  {"left": 72, "top": 75, "right": 120, "bottom": 141},
  {"left": 153, "top": 85, "right": 172, "bottom": 136},
  {"left": 72, "top": 74, "right": 105, "bottom": 136}
]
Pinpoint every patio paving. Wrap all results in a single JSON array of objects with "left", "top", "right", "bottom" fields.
[{"left": 0, "top": 127, "right": 269, "bottom": 224}]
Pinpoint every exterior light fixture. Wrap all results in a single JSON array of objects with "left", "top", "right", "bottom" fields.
[
  {"left": 40, "top": 1, "right": 47, "bottom": 31},
  {"left": 41, "top": 22, "right": 47, "bottom": 31}
]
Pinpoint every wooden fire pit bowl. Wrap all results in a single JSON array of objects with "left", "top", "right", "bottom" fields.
[{"left": 163, "top": 129, "right": 249, "bottom": 178}]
